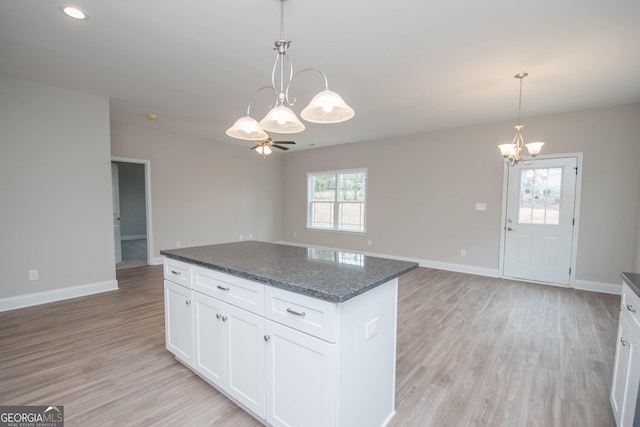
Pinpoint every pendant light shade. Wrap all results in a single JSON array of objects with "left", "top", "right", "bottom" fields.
[
  {"left": 226, "top": 116, "right": 269, "bottom": 141},
  {"left": 300, "top": 89, "right": 355, "bottom": 124},
  {"left": 259, "top": 105, "right": 305, "bottom": 134}
]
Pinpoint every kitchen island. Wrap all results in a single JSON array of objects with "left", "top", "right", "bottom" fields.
[{"left": 160, "top": 241, "right": 418, "bottom": 427}]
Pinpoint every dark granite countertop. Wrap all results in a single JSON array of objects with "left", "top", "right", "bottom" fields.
[
  {"left": 621, "top": 272, "right": 640, "bottom": 298},
  {"left": 160, "top": 241, "right": 418, "bottom": 303}
]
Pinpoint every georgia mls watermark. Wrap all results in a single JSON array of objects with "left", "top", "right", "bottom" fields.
[{"left": 0, "top": 406, "right": 64, "bottom": 427}]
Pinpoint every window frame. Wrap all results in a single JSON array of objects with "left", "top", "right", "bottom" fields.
[{"left": 306, "top": 168, "right": 368, "bottom": 234}]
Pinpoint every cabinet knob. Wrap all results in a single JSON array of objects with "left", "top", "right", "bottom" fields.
[
  {"left": 221, "top": 315, "right": 228, "bottom": 322},
  {"left": 621, "top": 337, "right": 630, "bottom": 347},
  {"left": 264, "top": 335, "right": 271, "bottom": 342},
  {"left": 626, "top": 304, "right": 637, "bottom": 313},
  {"left": 185, "top": 300, "right": 191, "bottom": 305},
  {"left": 216, "top": 313, "right": 222, "bottom": 320}
]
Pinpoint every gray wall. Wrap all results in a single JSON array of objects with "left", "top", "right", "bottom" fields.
[
  {"left": 0, "top": 74, "right": 115, "bottom": 299},
  {"left": 114, "top": 162, "right": 147, "bottom": 238},
  {"left": 282, "top": 103, "right": 640, "bottom": 285},
  {"left": 110, "top": 122, "right": 284, "bottom": 258}
]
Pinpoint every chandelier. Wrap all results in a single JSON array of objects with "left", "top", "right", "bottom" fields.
[
  {"left": 498, "top": 73, "right": 545, "bottom": 166},
  {"left": 225, "top": 0, "right": 355, "bottom": 153}
]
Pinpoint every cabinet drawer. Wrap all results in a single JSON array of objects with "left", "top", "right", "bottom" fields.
[
  {"left": 265, "top": 286, "right": 337, "bottom": 343},
  {"left": 622, "top": 283, "right": 640, "bottom": 331},
  {"left": 193, "top": 266, "right": 264, "bottom": 315},
  {"left": 164, "top": 258, "right": 192, "bottom": 288}
]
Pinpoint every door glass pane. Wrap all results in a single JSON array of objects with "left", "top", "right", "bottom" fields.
[{"left": 518, "top": 168, "right": 562, "bottom": 225}]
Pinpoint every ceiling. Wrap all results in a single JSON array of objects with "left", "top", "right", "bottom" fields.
[{"left": 1, "top": 0, "right": 639, "bottom": 152}]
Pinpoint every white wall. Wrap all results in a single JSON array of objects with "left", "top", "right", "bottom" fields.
[
  {"left": 110, "top": 123, "right": 283, "bottom": 258},
  {"left": 0, "top": 74, "right": 115, "bottom": 301},
  {"left": 282, "top": 103, "right": 640, "bottom": 286}
]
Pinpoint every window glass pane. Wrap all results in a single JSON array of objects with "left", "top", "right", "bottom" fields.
[
  {"left": 338, "top": 202, "right": 364, "bottom": 231},
  {"left": 311, "top": 175, "right": 335, "bottom": 201},
  {"left": 518, "top": 167, "right": 562, "bottom": 225},
  {"left": 310, "top": 202, "right": 334, "bottom": 228},
  {"left": 338, "top": 173, "right": 366, "bottom": 202}
]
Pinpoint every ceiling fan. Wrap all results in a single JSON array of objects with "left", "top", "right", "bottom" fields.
[{"left": 250, "top": 138, "right": 295, "bottom": 158}]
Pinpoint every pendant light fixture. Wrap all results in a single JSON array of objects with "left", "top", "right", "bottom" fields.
[
  {"left": 226, "top": 0, "right": 355, "bottom": 145},
  {"left": 498, "top": 73, "right": 545, "bottom": 166}
]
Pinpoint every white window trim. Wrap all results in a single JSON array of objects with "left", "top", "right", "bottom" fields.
[{"left": 306, "top": 168, "right": 368, "bottom": 233}]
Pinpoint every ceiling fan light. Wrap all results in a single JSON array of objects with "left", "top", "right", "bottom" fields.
[
  {"left": 226, "top": 116, "right": 269, "bottom": 141},
  {"left": 525, "top": 142, "right": 545, "bottom": 156},
  {"left": 498, "top": 144, "right": 516, "bottom": 157},
  {"left": 300, "top": 89, "right": 355, "bottom": 124},
  {"left": 255, "top": 145, "right": 272, "bottom": 155},
  {"left": 259, "top": 105, "right": 305, "bottom": 134}
]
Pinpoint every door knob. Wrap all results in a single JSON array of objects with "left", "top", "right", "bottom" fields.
[{"left": 507, "top": 227, "right": 513, "bottom": 231}]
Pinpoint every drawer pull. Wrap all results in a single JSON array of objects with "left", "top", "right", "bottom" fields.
[
  {"left": 286, "top": 307, "right": 306, "bottom": 317},
  {"left": 217, "top": 285, "right": 230, "bottom": 291},
  {"left": 170, "top": 270, "right": 181, "bottom": 275},
  {"left": 626, "top": 304, "right": 637, "bottom": 313}
]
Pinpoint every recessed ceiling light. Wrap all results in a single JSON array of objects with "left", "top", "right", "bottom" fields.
[{"left": 61, "top": 6, "right": 88, "bottom": 20}]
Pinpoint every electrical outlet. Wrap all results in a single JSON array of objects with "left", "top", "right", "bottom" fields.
[
  {"left": 365, "top": 318, "right": 379, "bottom": 340},
  {"left": 293, "top": 232, "right": 297, "bottom": 238},
  {"left": 367, "top": 240, "right": 372, "bottom": 246},
  {"left": 176, "top": 241, "right": 181, "bottom": 248},
  {"left": 239, "top": 234, "right": 243, "bottom": 241},
  {"left": 29, "top": 270, "right": 38, "bottom": 281},
  {"left": 460, "top": 249, "right": 466, "bottom": 257},
  {"left": 249, "top": 233, "right": 253, "bottom": 240}
]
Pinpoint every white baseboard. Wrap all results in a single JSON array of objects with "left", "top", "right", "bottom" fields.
[
  {"left": 277, "top": 241, "right": 501, "bottom": 278},
  {"left": 121, "top": 234, "right": 147, "bottom": 241},
  {"left": 276, "top": 240, "right": 620, "bottom": 294},
  {"left": 152, "top": 256, "right": 164, "bottom": 265},
  {"left": 0, "top": 279, "right": 119, "bottom": 312},
  {"left": 573, "top": 279, "right": 622, "bottom": 295}
]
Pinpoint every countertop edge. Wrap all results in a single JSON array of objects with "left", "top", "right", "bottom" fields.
[
  {"left": 621, "top": 272, "right": 640, "bottom": 298},
  {"left": 161, "top": 250, "right": 419, "bottom": 303}
]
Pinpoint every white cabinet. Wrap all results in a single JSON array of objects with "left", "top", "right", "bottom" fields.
[
  {"left": 193, "top": 292, "right": 266, "bottom": 418},
  {"left": 611, "top": 282, "right": 640, "bottom": 427},
  {"left": 164, "top": 257, "right": 399, "bottom": 427},
  {"left": 164, "top": 280, "right": 194, "bottom": 366},
  {"left": 265, "top": 319, "right": 336, "bottom": 427}
]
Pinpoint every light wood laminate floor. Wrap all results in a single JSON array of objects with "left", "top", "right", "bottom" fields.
[{"left": 0, "top": 266, "right": 619, "bottom": 426}]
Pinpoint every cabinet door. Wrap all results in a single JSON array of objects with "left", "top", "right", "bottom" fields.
[
  {"left": 621, "top": 320, "right": 640, "bottom": 427},
  {"left": 265, "top": 320, "right": 336, "bottom": 427},
  {"left": 225, "top": 303, "right": 266, "bottom": 418},
  {"left": 193, "top": 292, "right": 225, "bottom": 388},
  {"left": 164, "top": 280, "right": 194, "bottom": 365}
]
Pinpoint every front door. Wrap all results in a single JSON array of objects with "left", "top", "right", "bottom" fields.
[{"left": 503, "top": 157, "right": 578, "bottom": 285}]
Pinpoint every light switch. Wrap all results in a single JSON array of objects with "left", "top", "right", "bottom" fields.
[{"left": 475, "top": 203, "right": 487, "bottom": 211}]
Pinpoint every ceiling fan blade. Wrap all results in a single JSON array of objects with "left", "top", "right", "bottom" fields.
[
  {"left": 272, "top": 144, "right": 290, "bottom": 150},
  {"left": 273, "top": 141, "right": 296, "bottom": 145},
  {"left": 249, "top": 145, "right": 260, "bottom": 150}
]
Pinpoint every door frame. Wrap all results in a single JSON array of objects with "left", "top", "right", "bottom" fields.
[
  {"left": 498, "top": 152, "right": 583, "bottom": 287},
  {"left": 111, "top": 156, "right": 154, "bottom": 266}
]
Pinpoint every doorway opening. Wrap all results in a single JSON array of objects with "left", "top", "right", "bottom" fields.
[
  {"left": 499, "top": 154, "right": 582, "bottom": 286},
  {"left": 111, "top": 157, "right": 153, "bottom": 270}
]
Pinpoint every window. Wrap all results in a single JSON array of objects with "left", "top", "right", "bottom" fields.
[
  {"left": 307, "top": 169, "right": 367, "bottom": 232},
  {"left": 518, "top": 167, "right": 562, "bottom": 225}
]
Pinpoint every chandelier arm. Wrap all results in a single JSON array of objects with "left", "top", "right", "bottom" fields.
[
  {"left": 270, "top": 51, "right": 281, "bottom": 101},
  {"left": 284, "top": 67, "right": 330, "bottom": 106},
  {"left": 283, "top": 53, "right": 295, "bottom": 105},
  {"left": 245, "top": 85, "right": 277, "bottom": 117}
]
